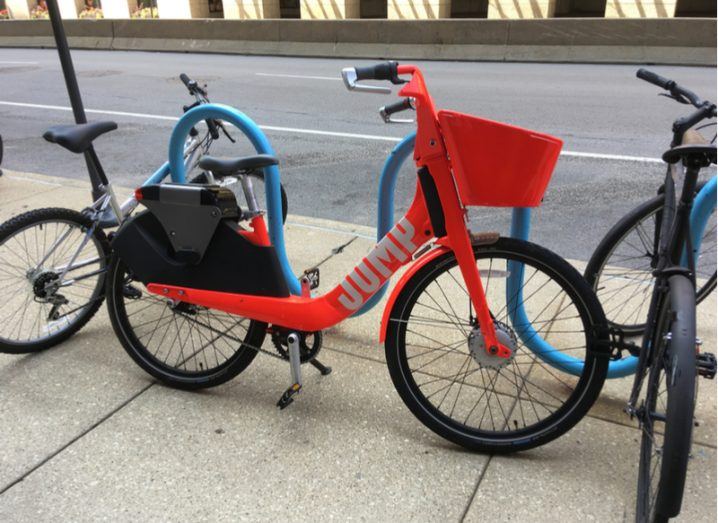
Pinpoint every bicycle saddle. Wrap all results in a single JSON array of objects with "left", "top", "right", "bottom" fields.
[
  {"left": 43, "top": 121, "right": 118, "bottom": 154},
  {"left": 198, "top": 154, "right": 278, "bottom": 176},
  {"left": 662, "top": 144, "right": 716, "bottom": 167}
]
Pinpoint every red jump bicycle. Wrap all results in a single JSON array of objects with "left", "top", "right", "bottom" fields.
[{"left": 106, "top": 62, "right": 611, "bottom": 453}]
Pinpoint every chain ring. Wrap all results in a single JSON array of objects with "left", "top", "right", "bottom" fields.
[{"left": 271, "top": 329, "right": 323, "bottom": 363}]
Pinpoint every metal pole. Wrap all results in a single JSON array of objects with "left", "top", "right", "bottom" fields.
[
  {"left": 45, "top": 0, "right": 108, "bottom": 197},
  {"left": 46, "top": 0, "right": 86, "bottom": 124}
]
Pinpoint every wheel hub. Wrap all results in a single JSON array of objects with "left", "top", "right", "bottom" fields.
[
  {"left": 467, "top": 320, "right": 518, "bottom": 370},
  {"left": 32, "top": 271, "right": 60, "bottom": 300}
]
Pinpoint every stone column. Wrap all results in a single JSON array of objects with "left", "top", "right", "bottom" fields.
[
  {"left": 6, "top": 0, "right": 37, "bottom": 19},
  {"left": 222, "top": 0, "right": 280, "bottom": 18},
  {"left": 487, "top": 0, "right": 556, "bottom": 18},
  {"left": 387, "top": 0, "right": 450, "bottom": 19},
  {"left": 300, "top": 0, "right": 360, "bottom": 19},
  {"left": 57, "top": 0, "right": 84, "bottom": 19},
  {"left": 156, "top": 0, "right": 210, "bottom": 18},
  {"left": 605, "top": 0, "right": 676, "bottom": 17},
  {"left": 101, "top": 0, "right": 138, "bottom": 18}
]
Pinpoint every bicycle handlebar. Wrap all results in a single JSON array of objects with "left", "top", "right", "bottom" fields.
[
  {"left": 380, "top": 98, "right": 414, "bottom": 123},
  {"left": 354, "top": 62, "right": 405, "bottom": 84},
  {"left": 637, "top": 68, "right": 717, "bottom": 144},
  {"left": 636, "top": 68, "right": 706, "bottom": 108},
  {"left": 636, "top": 68, "right": 673, "bottom": 90},
  {"left": 179, "top": 73, "right": 219, "bottom": 140},
  {"left": 342, "top": 61, "right": 407, "bottom": 94},
  {"left": 179, "top": 73, "right": 192, "bottom": 89}
]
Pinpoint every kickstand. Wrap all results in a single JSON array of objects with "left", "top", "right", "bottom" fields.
[
  {"left": 310, "top": 359, "right": 332, "bottom": 376},
  {"left": 277, "top": 332, "right": 303, "bottom": 409}
]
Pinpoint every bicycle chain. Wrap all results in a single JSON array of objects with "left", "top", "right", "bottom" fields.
[{"left": 173, "top": 309, "right": 287, "bottom": 361}]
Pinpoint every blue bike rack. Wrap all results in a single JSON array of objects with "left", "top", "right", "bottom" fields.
[
  {"left": 169, "top": 114, "right": 715, "bottom": 380},
  {"left": 168, "top": 103, "right": 301, "bottom": 296},
  {"left": 688, "top": 175, "right": 716, "bottom": 266}
]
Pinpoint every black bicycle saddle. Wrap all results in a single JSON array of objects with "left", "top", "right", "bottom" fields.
[
  {"left": 662, "top": 144, "right": 717, "bottom": 166},
  {"left": 43, "top": 121, "right": 118, "bottom": 154},
  {"left": 198, "top": 154, "right": 278, "bottom": 176}
]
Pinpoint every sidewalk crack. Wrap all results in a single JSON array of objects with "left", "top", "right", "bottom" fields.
[
  {"left": 0, "top": 382, "right": 154, "bottom": 496},
  {"left": 459, "top": 455, "right": 493, "bottom": 522}
]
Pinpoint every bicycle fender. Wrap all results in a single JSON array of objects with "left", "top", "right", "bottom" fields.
[{"left": 379, "top": 244, "right": 450, "bottom": 343}]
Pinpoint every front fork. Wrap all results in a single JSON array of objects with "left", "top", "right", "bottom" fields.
[{"left": 424, "top": 159, "right": 511, "bottom": 359}]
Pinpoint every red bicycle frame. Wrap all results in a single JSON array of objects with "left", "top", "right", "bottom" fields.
[{"left": 147, "top": 65, "right": 511, "bottom": 360}]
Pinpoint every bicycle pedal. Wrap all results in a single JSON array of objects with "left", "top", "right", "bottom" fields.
[
  {"left": 302, "top": 268, "right": 320, "bottom": 290},
  {"left": 277, "top": 383, "right": 302, "bottom": 410},
  {"left": 697, "top": 352, "right": 716, "bottom": 379}
]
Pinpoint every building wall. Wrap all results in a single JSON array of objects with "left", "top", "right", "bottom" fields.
[
  {"left": 605, "top": 0, "right": 676, "bottom": 18},
  {"left": 3, "top": 0, "right": 716, "bottom": 19}
]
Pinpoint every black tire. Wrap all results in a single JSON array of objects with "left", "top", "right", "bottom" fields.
[
  {"left": 636, "top": 275, "right": 696, "bottom": 522},
  {"left": 586, "top": 194, "right": 716, "bottom": 335},
  {"left": 106, "top": 256, "right": 266, "bottom": 389},
  {"left": 0, "top": 208, "right": 109, "bottom": 354},
  {"left": 385, "top": 237, "right": 610, "bottom": 453},
  {"left": 191, "top": 171, "right": 289, "bottom": 224}
]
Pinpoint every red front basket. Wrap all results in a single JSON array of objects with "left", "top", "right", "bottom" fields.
[{"left": 438, "top": 110, "right": 563, "bottom": 207}]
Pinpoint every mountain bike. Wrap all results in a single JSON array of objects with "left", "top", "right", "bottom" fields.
[
  {"left": 610, "top": 69, "right": 717, "bottom": 522},
  {"left": 105, "top": 62, "right": 612, "bottom": 453},
  {"left": 585, "top": 74, "right": 716, "bottom": 338},
  {"left": 0, "top": 74, "right": 288, "bottom": 354}
]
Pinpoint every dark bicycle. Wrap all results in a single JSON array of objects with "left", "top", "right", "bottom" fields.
[{"left": 607, "top": 69, "right": 717, "bottom": 523}]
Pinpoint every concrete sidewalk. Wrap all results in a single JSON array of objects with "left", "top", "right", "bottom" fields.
[{"left": 0, "top": 170, "right": 715, "bottom": 521}]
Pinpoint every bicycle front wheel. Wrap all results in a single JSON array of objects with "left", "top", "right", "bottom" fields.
[
  {"left": 636, "top": 275, "right": 697, "bottom": 522},
  {"left": 585, "top": 194, "right": 716, "bottom": 335},
  {"left": 385, "top": 237, "right": 610, "bottom": 453},
  {"left": 0, "top": 208, "right": 109, "bottom": 353}
]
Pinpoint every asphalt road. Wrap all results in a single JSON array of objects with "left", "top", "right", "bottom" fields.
[{"left": 0, "top": 48, "right": 715, "bottom": 261}]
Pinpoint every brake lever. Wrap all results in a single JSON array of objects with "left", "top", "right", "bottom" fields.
[
  {"left": 379, "top": 109, "right": 415, "bottom": 124},
  {"left": 659, "top": 92, "right": 690, "bottom": 105},
  {"left": 341, "top": 68, "right": 392, "bottom": 95},
  {"left": 217, "top": 120, "right": 236, "bottom": 143}
]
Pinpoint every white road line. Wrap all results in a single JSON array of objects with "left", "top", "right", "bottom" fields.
[
  {"left": 261, "top": 124, "right": 401, "bottom": 142},
  {"left": 0, "top": 99, "right": 669, "bottom": 164},
  {"left": 561, "top": 150, "right": 662, "bottom": 164},
  {"left": 256, "top": 72, "right": 341, "bottom": 81},
  {"left": 0, "top": 61, "right": 38, "bottom": 65},
  {"left": 5, "top": 175, "right": 62, "bottom": 187}
]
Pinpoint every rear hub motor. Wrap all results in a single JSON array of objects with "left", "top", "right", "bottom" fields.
[{"left": 467, "top": 320, "right": 518, "bottom": 370}]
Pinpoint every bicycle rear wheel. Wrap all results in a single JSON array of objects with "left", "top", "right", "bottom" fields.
[
  {"left": 636, "top": 275, "right": 697, "bottom": 522},
  {"left": 585, "top": 194, "right": 716, "bottom": 335},
  {"left": 106, "top": 256, "right": 266, "bottom": 389},
  {"left": 385, "top": 238, "right": 610, "bottom": 453},
  {"left": 0, "top": 208, "right": 109, "bottom": 353}
]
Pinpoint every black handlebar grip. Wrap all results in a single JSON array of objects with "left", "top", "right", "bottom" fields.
[
  {"left": 179, "top": 73, "right": 192, "bottom": 88},
  {"left": 354, "top": 61, "right": 405, "bottom": 84},
  {"left": 636, "top": 68, "right": 673, "bottom": 90},
  {"left": 384, "top": 98, "right": 413, "bottom": 116}
]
